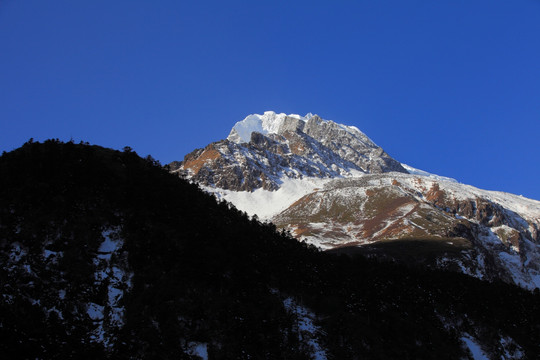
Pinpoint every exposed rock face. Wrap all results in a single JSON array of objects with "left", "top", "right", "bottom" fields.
[
  {"left": 173, "top": 112, "right": 406, "bottom": 191},
  {"left": 273, "top": 174, "right": 540, "bottom": 289},
  {"left": 302, "top": 115, "right": 404, "bottom": 173},
  {"left": 171, "top": 111, "right": 540, "bottom": 289}
]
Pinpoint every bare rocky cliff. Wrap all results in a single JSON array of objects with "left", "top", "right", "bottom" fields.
[{"left": 171, "top": 113, "right": 406, "bottom": 191}]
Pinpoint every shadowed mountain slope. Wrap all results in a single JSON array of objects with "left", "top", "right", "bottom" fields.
[{"left": 1, "top": 140, "right": 540, "bottom": 359}]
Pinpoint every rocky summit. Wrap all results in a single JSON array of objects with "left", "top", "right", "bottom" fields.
[
  {"left": 170, "top": 111, "right": 406, "bottom": 191},
  {"left": 172, "top": 111, "right": 540, "bottom": 290}
]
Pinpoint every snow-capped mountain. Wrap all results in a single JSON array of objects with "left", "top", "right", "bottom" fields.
[
  {"left": 171, "top": 111, "right": 540, "bottom": 289},
  {"left": 171, "top": 111, "right": 406, "bottom": 191}
]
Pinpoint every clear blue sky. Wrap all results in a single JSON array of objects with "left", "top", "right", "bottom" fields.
[{"left": 1, "top": 1, "right": 539, "bottom": 199}]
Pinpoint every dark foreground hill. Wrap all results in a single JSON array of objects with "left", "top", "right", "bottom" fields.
[{"left": 1, "top": 140, "right": 539, "bottom": 359}]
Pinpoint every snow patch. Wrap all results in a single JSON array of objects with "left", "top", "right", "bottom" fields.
[
  {"left": 207, "top": 176, "right": 332, "bottom": 220},
  {"left": 402, "top": 163, "right": 458, "bottom": 183},
  {"left": 87, "top": 303, "right": 104, "bottom": 321},
  {"left": 500, "top": 336, "right": 524, "bottom": 359},
  {"left": 43, "top": 249, "right": 58, "bottom": 259},
  {"left": 97, "top": 229, "right": 122, "bottom": 260},
  {"left": 228, "top": 111, "right": 314, "bottom": 143},
  {"left": 187, "top": 342, "right": 208, "bottom": 360},
  {"left": 227, "top": 111, "right": 328, "bottom": 144},
  {"left": 283, "top": 297, "right": 327, "bottom": 360},
  {"left": 229, "top": 114, "right": 266, "bottom": 143},
  {"left": 461, "top": 334, "right": 489, "bottom": 360},
  {"left": 91, "top": 226, "right": 133, "bottom": 345}
]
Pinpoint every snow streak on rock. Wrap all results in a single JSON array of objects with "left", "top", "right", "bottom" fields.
[
  {"left": 187, "top": 342, "right": 209, "bottom": 360},
  {"left": 91, "top": 227, "right": 133, "bottom": 346},
  {"left": 283, "top": 297, "right": 328, "bottom": 360},
  {"left": 461, "top": 334, "right": 490, "bottom": 360}
]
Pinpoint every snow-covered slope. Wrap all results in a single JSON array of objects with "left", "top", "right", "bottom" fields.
[
  {"left": 205, "top": 177, "right": 332, "bottom": 220},
  {"left": 171, "top": 111, "right": 540, "bottom": 289},
  {"left": 273, "top": 173, "right": 540, "bottom": 289},
  {"left": 401, "top": 163, "right": 458, "bottom": 183}
]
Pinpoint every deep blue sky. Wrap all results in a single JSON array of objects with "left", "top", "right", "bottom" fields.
[{"left": 1, "top": 1, "right": 539, "bottom": 199}]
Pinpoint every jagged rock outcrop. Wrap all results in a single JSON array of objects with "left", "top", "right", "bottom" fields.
[{"left": 172, "top": 112, "right": 407, "bottom": 191}]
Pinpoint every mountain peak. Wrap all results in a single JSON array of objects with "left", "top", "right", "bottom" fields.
[
  {"left": 174, "top": 111, "right": 407, "bottom": 192},
  {"left": 227, "top": 111, "right": 317, "bottom": 143}
]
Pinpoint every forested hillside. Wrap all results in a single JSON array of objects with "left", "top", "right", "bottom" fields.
[{"left": 1, "top": 140, "right": 539, "bottom": 359}]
